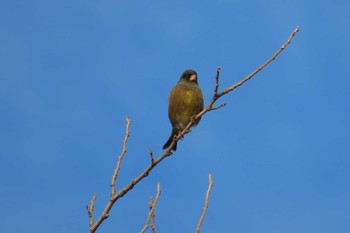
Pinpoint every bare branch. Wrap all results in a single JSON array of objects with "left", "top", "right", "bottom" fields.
[
  {"left": 88, "top": 116, "right": 132, "bottom": 233},
  {"left": 86, "top": 193, "right": 97, "bottom": 228},
  {"left": 111, "top": 116, "right": 131, "bottom": 196},
  {"left": 90, "top": 148, "right": 173, "bottom": 233},
  {"left": 150, "top": 208, "right": 157, "bottom": 233},
  {"left": 87, "top": 26, "right": 300, "bottom": 232},
  {"left": 217, "top": 26, "right": 300, "bottom": 98},
  {"left": 213, "top": 67, "right": 221, "bottom": 97},
  {"left": 149, "top": 148, "right": 155, "bottom": 164},
  {"left": 140, "top": 183, "right": 161, "bottom": 233},
  {"left": 210, "top": 103, "right": 227, "bottom": 111},
  {"left": 195, "top": 174, "right": 214, "bottom": 233}
]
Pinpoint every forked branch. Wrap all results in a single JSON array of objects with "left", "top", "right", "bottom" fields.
[
  {"left": 140, "top": 183, "right": 161, "bottom": 233},
  {"left": 87, "top": 26, "right": 300, "bottom": 233}
]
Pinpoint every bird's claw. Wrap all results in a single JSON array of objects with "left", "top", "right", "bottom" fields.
[
  {"left": 176, "top": 131, "right": 184, "bottom": 141},
  {"left": 190, "top": 115, "right": 198, "bottom": 124}
]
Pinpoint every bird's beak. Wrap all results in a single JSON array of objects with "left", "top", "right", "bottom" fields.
[{"left": 190, "top": 74, "right": 197, "bottom": 82}]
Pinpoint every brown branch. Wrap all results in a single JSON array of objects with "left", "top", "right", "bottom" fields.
[
  {"left": 86, "top": 193, "right": 97, "bottom": 228},
  {"left": 217, "top": 26, "right": 300, "bottom": 98},
  {"left": 89, "top": 149, "right": 173, "bottom": 232},
  {"left": 87, "top": 26, "right": 300, "bottom": 232},
  {"left": 88, "top": 116, "right": 132, "bottom": 233},
  {"left": 210, "top": 103, "right": 227, "bottom": 111},
  {"left": 149, "top": 148, "right": 155, "bottom": 164},
  {"left": 214, "top": 67, "right": 221, "bottom": 97},
  {"left": 150, "top": 208, "right": 157, "bottom": 233},
  {"left": 140, "top": 183, "right": 161, "bottom": 233},
  {"left": 111, "top": 116, "right": 131, "bottom": 196},
  {"left": 195, "top": 174, "right": 214, "bottom": 233}
]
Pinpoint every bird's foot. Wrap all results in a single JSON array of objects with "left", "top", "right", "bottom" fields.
[
  {"left": 176, "top": 128, "right": 192, "bottom": 141},
  {"left": 176, "top": 131, "right": 184, "bottom": 140},
  {"left": 190, "top": 115, "right": 198, "bottom": 124}
]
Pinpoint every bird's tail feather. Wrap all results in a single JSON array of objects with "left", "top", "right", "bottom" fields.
[{"left": 162, "top": 128, "right": 178, "bottom": 151}]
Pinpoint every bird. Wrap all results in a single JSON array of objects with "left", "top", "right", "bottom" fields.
[{"left": 162, "top": 69, "right": 204, "bottom": 151}]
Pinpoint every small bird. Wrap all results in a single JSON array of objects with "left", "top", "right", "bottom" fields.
[{"left": 163, "top": 69, "right": 204, "bottom": 151}]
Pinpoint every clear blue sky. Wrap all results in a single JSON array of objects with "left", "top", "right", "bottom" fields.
[{"left": 1, "top": 1, "right": 349, "bottom": 232}]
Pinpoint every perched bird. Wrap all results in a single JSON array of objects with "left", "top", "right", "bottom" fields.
[{"left": 163, "top": 69, "right": 204, "bottom": 151}]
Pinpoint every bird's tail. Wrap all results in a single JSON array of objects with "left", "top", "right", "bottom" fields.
[{"left": 162, "top": 128, "right": 179, "bottom": 151}]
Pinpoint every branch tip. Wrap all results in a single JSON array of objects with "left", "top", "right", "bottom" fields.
[
  {"left": 149, "top": 148, "right": 155, "bottom": 164},
  {"left": 195, "top": 174, "right": 214, "bottom": 233},
  {"left": 87, "top": 193, "right": 97, "bottom": 227},
  {"left": 140, "top": 183, "right": 161, "bottom": 233},
  {"left": 211, "top": 103, "right": 227, "bottom": 111},
  {"left": 110, "top": 116, "right": 132, "bottom": 196}
]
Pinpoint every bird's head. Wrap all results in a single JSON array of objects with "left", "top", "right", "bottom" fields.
[{"left": 178, "top": 69, "right": 198, "bottom": 85}]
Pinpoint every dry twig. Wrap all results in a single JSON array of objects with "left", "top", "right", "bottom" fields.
[
  {"left": 149, "top": 148, "right": 155, "bottom": 164},
  {"left": 87, "top": 26, "right": 300, "bottom": 233},
  {"left": 86, "top": 193, "right": 97, "bottom": 228},
  {"left": 111, "top": 116, "right": 131, "bottom": 196},
  {"left": 87, "top": 116, "right": 132, "bottom": 233},
  {"left": 195, "top": 174, "right": 214, "bottom": 233},
  {"left": 140, "top": 183, "right": 161, "bottom": 233}
]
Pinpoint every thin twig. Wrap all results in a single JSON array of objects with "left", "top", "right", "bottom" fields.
[
  {"left": 140, "top": 183, "right": 161, "bottom": 233},
  {"left": 214, "top": 67, "right": 221, "bottom": 97},
  {"left": 111, "top": 116, "right": 131, "bottom": 196},
  {"left": 217, "top": 26, "right": 300, "bottom": 98},
  {"left": 210, "top": 103, "right": 227, "bottom": 111},
  {"left": 195, "top": 174, "right": 214, "bottom": 233},
  {"left": 88, "top": 116, "right": 132, "bottom": 233},
  {"left": 86, "top": 193, "right": 97, "bottom": 228},
  {"left": 149, "top": 148, "right": 155, "bottom": 164},
  {"left": 150, "top": 208, "right": 157, "bottom": 233},
  {"left": 87, "top": 26, "right": 300, "bottom": 233}
]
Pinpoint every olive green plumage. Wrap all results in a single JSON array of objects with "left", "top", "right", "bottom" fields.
[{"left": 163, "top": 69, "right": 204, "bottom": 151}]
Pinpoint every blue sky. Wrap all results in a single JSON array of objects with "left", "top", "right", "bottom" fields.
[{"left": 1, "top": 1, "right": 350, "bottom": 232}]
